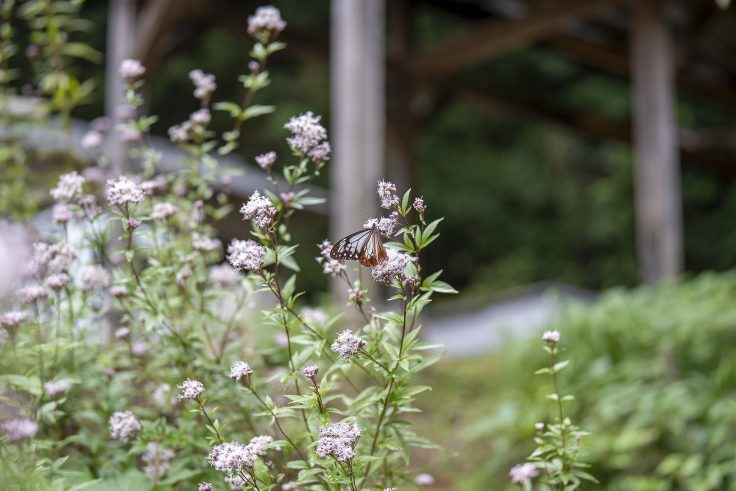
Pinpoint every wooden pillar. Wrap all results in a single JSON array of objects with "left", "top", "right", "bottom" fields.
[
  {"left": 631, "top": 1, "right": 682, "bottom": 283},
  {"left": 105, "top": 0, "right": 136, "bottom": 173},
  {"left": 330, "top": 0, "right": 385, "bottom": 297}
]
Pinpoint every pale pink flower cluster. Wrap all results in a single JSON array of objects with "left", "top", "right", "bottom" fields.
[
  {"left": 371, "top": 248, "right": 414, "bottom": 284},
  {"left": 168, "top": 108, "right": 212, "bottom": 143},
  {"left": 301, "top": 307, "right": 328, "bottom": 325},
  {"left": 302, "top": 365, "right": 319, "bottom": 379},
  {"left": 142, "top": 442, "right": 175, "bottom": 481},
  {"left": 78, "top": 264, "right": 110, "bottom": 290},
  {"left": 378, "top": 180, "right": 399, "bottom": 209},
  {"left": 119, "top": 59, "right": 145, "bottom": 80},
  {"left": 140, "top": 176, "right": 167, "bottom": 196},
  {"left": 364, "top": 214, "right": 398, "bottom": 236},
  {"left": 44, "top": 379, "right": 70, "bottom": 397},
  {"left": 106, "top": 176, "right": 145, "bottom": 206},
  {"left": 0, "top": 311, "right": 28, "bottom": 328},
  {"left": 45, "top": 273, "right": 70, "bottom": 290},
  {"left": 225, "top": 476, "right": 246, "bottom": 490},
  {"left": 208, "top": 263, "right": 241, "bottom": 285},
  {"left": 255, "top": 151, "right": 277, "bottom": 171},
  {"left": 177, "top": 379, "right": 204, "bottom": 400},
  {"left": 108, "top": 411, "right": 141, "bottom": 441},
  {"left": 28, "top": 242, "right": 74, "bottom": 277},
  {"left": 330, "top": 330, "right": 366, "bottom": 360},
  {"left": 19, "top": 285, "right": 49, "bottom": 304},
  {"left": 198, "top": 483, "right": 213, "bottom": 491},
  {"left": 50, "top": 171, "right": 85, "bottom": 202},
  {"left": 413, "top": 197, "right": 426, "bottom": 214},
  {"left": 151, "top": 202, "right": 178, "bottom": 220},
  {"left": 316, "top": 240, "right": 345, "bottom": 277},
  {"left": 284, "top": 112, "right": 330, "bottom": 162},
  {"left": 247, "top": 6, "right": 286, "bottom": 38},
  {"left": 53, "top": 203, "right": 72, "bottom": 224},
  {"left": 227, "top": 239, "right": 266, "bottom": 271},
  {"left": 192, "top": 232, "right": 222, "bottom": 252},
  {"left": 415, "top": 473, "right": 435, "bottom": 486},
  {"left": 229, "top": 361, "right": 253, "bottom": 382},
  {"left": 189, "top": 69, "right": 216, "bottom": 101},
  {"left": 2, "top": 418, "right": 38, "bottom": 442},
  {"left": 543, "top": 330, "right": 560, "bottom": 344},
  {"left": 509, "top": 463, "right": 539, "bottom": 484},
  {"left": 208, "top": 435, "right": 273, "bottom": 474},
  {"left": 316, "top": 421, "right": 361, "bottom": 461},
  {"left": 81, "top": 129, "right": 103, "bottom": 150},
  {"left": 109, "top": 285, "right": 128, "bottom": 298},
  {"left": 240, "top": 191, "right": 277, "bottom": 230}
]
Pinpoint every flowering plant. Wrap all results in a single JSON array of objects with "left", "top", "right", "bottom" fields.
[{"left": 0, "top": 4, "right": 455, "bottom": 490}]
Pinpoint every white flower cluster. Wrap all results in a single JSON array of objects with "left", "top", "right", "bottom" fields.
[
  {"left": 364, "top": 214, "right": 398, "bottom": 237},
  {"left": 302, "top": 365, "right": 319, "bottom": 379},
  {"left": 208, "top": 435, "right": 273, "bottom": 475},
  {"left": 28, "top": 242, "right": 74, "bottom": 278},
  {"left": 543, "top": 330, "right": 560, "bottom": 344},
  {"left": 106, "top": 176, "right": 145, "bottom": 206},
  {"left": 371, "top": 248, "right": 414, "bottom": 284},
  {"left": 78, "top": 264, "right": 110, "bottom": 290},
  {"left": 168, "top": 108, "right": 212, "bottom": 143},
  {"left": 509, "top": 462, "right": 539, "bottom": 484},
  {"left": 189, "top": 69, "right": 216, "bottom": 101},
  {"left": 192, "top": 232, "right": 222, "bottom": 253},
  {"left": 44, "top": 379, "right": 70, "bottom": 397},
  {"left": 2, "top": 418, "right": 38, "bottom": 442},
  {"left": 45, "top": 273, "right": 70, "bottom": 290},
  {"left": 377, "top": 180, "right": 399, "bottom": 209},
  {"left": 284, "top": 112, "right": 331, "bottom": 162},
  {"left": 239, "top": 191, "right": 277, "bottom": 230},
  {"left": 227, "top": 239, "right": 266, "bottom": 271},
  {"left": 209, "top": 263, "right": 241, "bottom": 285},
  {"left": 151, "top": 202, "right": 178, "bottom": 220},
  {"left": 255, "top": 151, "right": 276, "bottom": 171},
  {"left": 330, "top": 330, "right": 366, "bottom": 360},
  {"left": 142, "top": 442, "right": 175, "bottom": 481},
  {"left": 316, "top": 421, "right": 361, "bottom": 461},
  {"left": 177, "top": 379, "right": 205, "bottom": 400},
  {"left": 119, "top": 59, "right": 145, "bottom": 80},
  {"left": 316, "top": 240, "right": 345, "bottom": 277},
  {"left": 0, "top": 311, "right": 28, "bottom": 328},
  {"left": 19, "top": 285, "right": 49, "bottom": 304},
  {"left": 247, "top": 6, "right": 286, "bottom": 38},
  {"left": 50, "top": 171, "right": 85, "bottom": 202},
  {"left": 229, "top": 361, "right": 253, "bottom": 382},
  {"left": 108, "top": 410, "right": 141, "bottom": 441}
]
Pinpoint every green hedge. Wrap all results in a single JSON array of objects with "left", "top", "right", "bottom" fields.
[{"left": 419, "top": 272, "right": 736, "bottom": 490}]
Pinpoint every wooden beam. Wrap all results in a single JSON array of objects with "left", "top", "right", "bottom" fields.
[
  {"left": 410, "top": 0, "right": 624, "bottom": 78},
  {"left": 631, "top": 1, "right": 683, "bottom": 283}
]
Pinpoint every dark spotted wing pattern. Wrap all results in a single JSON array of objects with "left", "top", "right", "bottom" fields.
[{"left": 330, "top": 227, "right": 388, "bottom": 266}]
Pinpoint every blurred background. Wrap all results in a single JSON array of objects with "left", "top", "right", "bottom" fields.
[{"left": 3, "top": 0, "right": 736, "bottom": 489}]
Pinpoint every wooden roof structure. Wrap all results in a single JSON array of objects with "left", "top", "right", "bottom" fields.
[{"left": 109, "top": 0, "right": 736, "bottom": 284}]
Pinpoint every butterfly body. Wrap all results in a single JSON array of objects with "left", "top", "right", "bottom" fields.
[{"left": 330, "top": 226, "right": 387, "bottom": 267}]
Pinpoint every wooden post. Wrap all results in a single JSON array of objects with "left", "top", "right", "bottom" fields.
[
  {"left": 105, "top": 0, "right": 136, "bottom": 173},
  {"left": 631, "top": 1, "right": 683, "bottom": 283},
  {"left": 330, "top": 0, "right": 385, "bottom": 298}
]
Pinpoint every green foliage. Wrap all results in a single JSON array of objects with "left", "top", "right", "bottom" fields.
[{"left": 418, "top": 272, "right": 736, "bottom": 490}]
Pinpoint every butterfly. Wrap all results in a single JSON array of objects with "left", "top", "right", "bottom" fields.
[{"left": 330, "top": 226, "right": 388, "bottom": 267}]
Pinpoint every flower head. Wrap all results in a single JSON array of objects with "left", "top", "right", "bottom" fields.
[
  {"left": 0, "top": 311, "right": 28, "bottom": 328},
  {"left": 227, "top": 239, "right": 266, "bottom": 271},
  {"left": 45, "top": 273, "right": 70, "bottom": 290},
  {"left": 240, "top": 191, "right": 277, "bottom": 230},
  {"left": 209, "top": 263, "right": 242, "bottom": 286},
  {"left": 542, "top": 330, "right": 560, "bottom": 345},
  {"left": 192, "top": 232, "right": 222, "bottom": 252},
  {"left": 255, "top": 151, "right": 277, "bottom": 171},
  {"left": 44, "top": 379, "right": 70, "bottom": 397},
  {"left": 2, "top": 418, "right": 38, "bottom": 442},
  {"left": 78, "top": 265, "right": 110, "bottom": 290},
  {"left": 377, "top": 180, "right": 399, "bottom": 209},
  {"left": 225, "top": 476, "right": 247, "bottom": 490},
  {"left": 330, "top": 329, "right": 366, "bottom": 360},
  {"left": 151, "top": 202, "right": 178, "bottom": 220},
  {"left": 284, "top": 112, "right": 328, "bottom": 156},
  {"left": 230, "top": 361, "right": 253, "bottom": 382},
  {"left": 371, "top": 248, "right": 414, "bottom": 284},
  {"left": 119, "top": 59, "right": 145, "bottom": 80},
  {"left": 414, "top": 473, "right": 435, "bottom": 486},
  {"left": 53, "top": 203, "right": 72, "bottom": 224},
  {"left": 535, "top": 422, "right": 545, "bottom": 431},
  {"left": 109, "top": 285, "right": 128, "bottom": 298},
  {"left": 81, "top": 130, "right": 103, "bottom": 150},
  {"left": 364, "top": 215, "right": 397, "bottom": 237},
  {"left": 302, "top": 365, "right": 319, "bottom": 380},
  {"left": 108, "top": 411, "right": 141, "bottom": 441},
  {"left": 142, "top": 442, "right": 175, "bottom": 481},
  {"left": 198, "top": 484, "right": 213, "bottom": 491},
  {"left": 177, "top": 379, "right": 204, "bottom": 400},
  {"left": 509, "top": 463, "right": 539, "bottom": 485},
  {"left": 106, "top": 176, "right": 145, "bottom": 206},
  {"left": 19, "top": 285, "right": 49, "bottom": 304},
  {"left": 316, "top": 421, "right": 361, "bottom": 461},
  {"left": 301, "top": 307, "right": 328, "bottom": 325},
  {"left": 316, "top": 240, "right": 345, "bottom": 277},
  {"left": 413, "top": 197, "right": 426, "bottom": 214},
  {"left": 189, "top": 69, "right": 217, "bottom": 101},
  {"left": 247, "top": 6, "right": 286, "bottom": 39},
  {"left": 51, "top": 171, "right": 85, "bottom": 202}
]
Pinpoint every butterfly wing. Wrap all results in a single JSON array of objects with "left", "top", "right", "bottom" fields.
[
  {"left": 330, "top": 229, "right": 373, "bottom": 261},
  {"left": 359, "top": 230, "right": 388, "bottom": 267}
]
